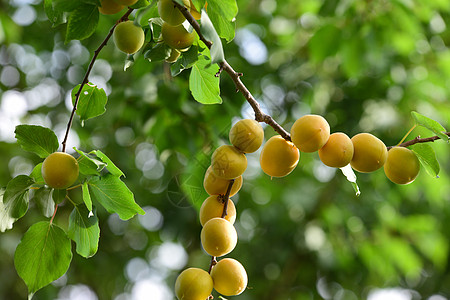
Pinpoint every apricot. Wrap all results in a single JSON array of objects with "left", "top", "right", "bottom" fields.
[
  {"left": 259, "top": 135, "right": 299, "bottom": 177},
  {"left": 158, "top": 0, "right": 190, "bottom": 26},
  {"left": 201, "top": 217, "right": 237, "bottom": 257},
  {"left": 211, "top": 145, "right": 247, "bottom": 180},
  {"left": 229, "top": 119, "right": 264, "bottom": 153},
  {"left": 290, "top": 114, "right": 330, "bottom": 153},
  {"left": 318, "top": 132, "right": 354, "bottom": 168},
  {"left": 115, "top": 0, "right": 138, "bottom": 5},
  {"left": 41, "top": 152, "right": 79, "bottom": 189},
  {"left": 161, "top": 22, "right": 196, "bottom": 50},
  {"left": 113, "top": 21, "right": 145, "bottom": 54},
  {"left": 211, "top": 258, "right": 248, "bottom": 296},
  {"left": 384, "top": 147, "right": 420, "bottom": 184},
  {"left": 175, "top": 268, "right": 213, "bottom": 300},
  {"left": 350, "top": 133, "right": 388, "bottom": 173},
  {"left": 98, "top": 0, "right": 125, "bottom": 15},
  {"left": 203, "top": 166, "right": 242, "bottom": 197},
  {"left": 199, "top": 195, "right": 236, "bottom": 226}
]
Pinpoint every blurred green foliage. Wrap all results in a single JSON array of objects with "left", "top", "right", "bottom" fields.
[{"left": 1, "top": 0, "right": 450, "bottom": 299}]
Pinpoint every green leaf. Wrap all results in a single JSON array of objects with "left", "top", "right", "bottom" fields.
[
  {"left": 65, "top": 5, "right": 99, "bottom": 42},
  {"left": 88, "top": 174, "right": 145, "bottom": 220},
  {"left": 340, "top": 165, "right": 360, "bottom": 197},
  {"left": 410, "top": 144, "right": 440, "bottom": 178},
  {"left": 3, "top": 175, "right": 35, "bottom": 219},
  {"left": 75, "top": 148, "right": 105, "bottom": 176},
  {"left": 53, "top": 0, "right": 82, "bottom": 12},
  {"left": 44, "top": 0, "right": 66, "bottom": 27},
  {"left": 15, "top": 125, "right": 59, "bottom": 159},
  {"left": 189, "top": 55, "right": 222, "bottom": 104},
  {"left": 191, "top": 0, "right": 206, "bottom": 11},
  {"left": 411, "top": 111, "right": 449, "bottom": 142},
  {"left": 200, "top": 12, "right": 224, "bottom": 64},
  {"left": 52, "top": 188, "right": 67, "bottom": 204},
  {"left": 308, "top": 24, "right": 341, "bottom": 62},
  {"left": 131, "top": 0, "right": 151, "bottom": 9},
  {"left": 14, "top": 221, "right": 72, "bottom": 295},
  {"left": 207, "top": 0, "right": 238, "bottom": 42},
  {"left": 144, "top": 43, "right": 172, "bottom": 62},
  {"left": 82, "top": 182, "right": 93, "bottom": 212},
  {"left": 0, "top": 188, "right": 15, "bottom": 232},
  {"left": 71, "top": 83, "right": 108, "bottom": 122},
  {"left": 30, "top": 163, "right": 45, "bottom": 185},
  {"left": 68, "top": 205, "right": 100, "bottom": 258},
  {"left": 91, "top": 150, "right": 124, "bottom": 177},
  {"left": 32, "top": 187, "right": 55, "bottom": 218}
]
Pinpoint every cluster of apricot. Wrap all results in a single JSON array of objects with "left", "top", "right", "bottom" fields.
[
  {"left": 262, "top": 114, "right": 420, "bottom": 184},
  {"left": 175, "top": 119, "right": 264, "bottom": 299}
]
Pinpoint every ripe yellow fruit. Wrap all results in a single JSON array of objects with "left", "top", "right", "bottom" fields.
[
  {"left": 189, "top": 0, "right": 201, "bottom": 19},
  {"left": 350, "top": 133, "right": 388, "bottom": 173},
  {"left": 229, "top": 119, "right": 264, "bottom": 153},
  {"left": 318, "top": 132, "right": 354, "bottom": 168},
  {"left": 211, "top": 145, "right": 247, "bottom": 180},
  {"left": 384, "top": 147, "right": 420, "bottom": 184},
  {"left": 203, "top": 166, "right": 242, "bottom": 197},
  {"left": 113, "top": 21, "right": 145, "bottom": 54},
  {"left": 115, "top": 0, "right": 138, "bottom": 5},
  {"left": 290, "top": 114, "right": 330, "bottom": 153},
  {"left": 199, "top": 195, "right": 236, "bottom": 226},
  {"left": 201, "top": 217, "right": 237, "bottom": 257},
  {"left": 158, "top": 0, "right": 190, "bottom": 26},
  {"left": 260, "top": 135, "right": 299, "bottom": 177},
  {"left": 211, "top": 258, "right": 248, "bottom": 296},
  {"left": 98, "top": 0, "right": 125, "bottom": 15},
  {"left": 175, "top": 268, "right": 213, "bottom": 300},
  {"left": 165, "top": 48, "right": 181, "bottom": 63},
  {"left": 41, "top": 152, "right": 79, "bottom": 189},
  {"left": 161, "top": 22, "right": 196, "bottom": 50}
]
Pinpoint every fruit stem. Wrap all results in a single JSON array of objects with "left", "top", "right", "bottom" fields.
[
  {"left": 61, "top": 8, "right": 134, "bottom": 152},
  {"left": 220, "top": 179, "right": 235, "bottom": 218}
]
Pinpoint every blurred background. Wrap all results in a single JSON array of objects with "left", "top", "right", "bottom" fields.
[{"left": 1, "top": 0, "right": 450, "bottom": 299}]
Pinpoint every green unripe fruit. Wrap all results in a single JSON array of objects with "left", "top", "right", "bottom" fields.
[
  {"left": 175, "top": 268, "right": 213, "bottom": 300},
  {"left": 260, "top": 135, "right": 299, "bottom": 177},
  {"left": 161, "top": 22, "right": 195, "bottom": 50},
  {"left": 98, "top": 0, "right": 125, "bottom": 15},
  {"left": 41, "top": 152, "right": 79, "bottom": 189},
  {"left": 115, "top": 0, "right": 138, "bottom": 5},
  {"left": 211, "top": 145, "right": 247, "bottom": 180},
  {"left": 350, "top": 133, "right": 388, "bottom": 173},
  {"left": 113, "top": 21, "right": 145, "bottom": 54},
  {"left": 199, "top": 195, "right": 236, "bottom": 226},
  {"left": 318, "top": 132, "right": 354, "bottom": 168},
  {"left": 290, "top": 114, "right": 330, "bottom": 153},
  {"left": 158, "top": 0, "right": 190, "bottom": 26},
  {"left": 203, "top": 166, "right": 242, "bottom": 197},
  {"left": 201, "top": 217, "right": 237, "bottom": 257},
  {"left": 384, "top": 147, "right": 420, "bottom": 184},
  {"left": 211, "top": 258, "right": 248, "bottom": 296},
  {"left": 229, "top": 119, "right": 264, "bottom": 153}
]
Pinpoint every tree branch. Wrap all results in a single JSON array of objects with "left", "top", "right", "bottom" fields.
[
  {"left": 387, "top": 132, "right": 450, "bottom": 150},
  {"left": 61, "top": 8, "right": 134, "bottom": 152}
]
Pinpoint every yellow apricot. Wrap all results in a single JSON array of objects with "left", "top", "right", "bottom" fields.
[
  {"left": 384, "top": 147, "right": 420, "bottom": 184},
  {"left": 161, "top": 22, "right": 196, "bottom": 50},
  {"left": 115, "top": 0, "right": 138, "bottom": 5},
  {"left": 211, "top": 258, "right": 248, "bottom": 296},
  {"left": 158, "top": 0, "right": 190, "bottom": 26},
  {"left": 199, "top": 195, "right": 236, "bottom": 226},
  {"left": 41, "top": 152, "right": 79, "bottom": 189},
  {"left": 175, "top": 268, "right": 213, "bottom": 300},
  {"left": 211, "top": 145, "right": 247, "bottom": 180},
  {"left": 350, "top": 133, "right": 388, "bottom": 173},
  {"left": 98, "top": 0, "right": 125, "bottom": 15},
  {"left": 203, "top": 166, "right": 242, "bottom": 197},
  {"left": 113, "top": 21, "right": 145, "bottom": 54},
  {"left": 290, "top": 114, "right": 330, "bottom": 153},
  {"left": 229, "top": 119, "right": 264, "bottom": 153},
  {"left": 259, "top": 135, "right": 299, "bottom": 177},
  {"left": 201, "top": 218, "right": 237, "bottom": 257},
  {"left": 318, "top": 132, "right": 354, "bottom": 168}
]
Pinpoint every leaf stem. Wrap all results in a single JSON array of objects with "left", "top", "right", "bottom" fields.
[
  {"left": 50, "top": 204, "right": 58, "bottom": 224},
  {"left": 61, "top": 8, "right": 134, "bottom": 152}
]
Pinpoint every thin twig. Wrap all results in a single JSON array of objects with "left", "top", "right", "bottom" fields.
[
  {"left": 387, "top": 132, "right": 450, "bottom": 150},
  {"left": 61, "top": 8, "right": 134, "bottom": 152},
  {"left": 220, "top": 179, "right": 235, "bottom": 218}
]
